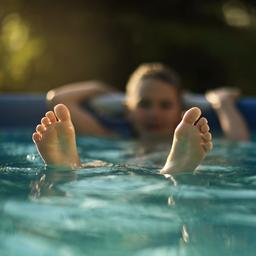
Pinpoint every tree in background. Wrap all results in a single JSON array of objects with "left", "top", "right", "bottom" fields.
[{"left": 0, "top": 0, "right": 256, "bottom": 94}]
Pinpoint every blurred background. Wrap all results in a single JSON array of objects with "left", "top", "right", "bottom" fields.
[{"left": 0, "top": 0, "right": 256, "bottom": 94}]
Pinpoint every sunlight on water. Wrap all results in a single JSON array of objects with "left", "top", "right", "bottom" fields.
[{"left": 1, "top": 130, "right": 256, "bottom": 255}]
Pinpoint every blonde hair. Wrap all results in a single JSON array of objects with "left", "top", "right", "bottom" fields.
[{"left": 126, "top": 62, "right": 182, "bottom": 106}]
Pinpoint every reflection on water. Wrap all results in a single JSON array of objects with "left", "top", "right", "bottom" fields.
[{"left": 1, "top": 130, "right": 256, "bottom": 255}]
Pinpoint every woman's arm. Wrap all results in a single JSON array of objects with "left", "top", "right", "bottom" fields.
[
  {"left": 47, "top": 81, "right": 116, "bottom": 136},
  {"left": 206, "top": 88, "right": 250, "bottom": 141}
]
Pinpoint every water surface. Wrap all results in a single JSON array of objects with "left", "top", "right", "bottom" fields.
[{"left": 1, "top": 129, "right": 256, "bottom": 256}]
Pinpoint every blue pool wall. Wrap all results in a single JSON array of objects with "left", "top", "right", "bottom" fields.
[
  {"left": 0, "top": 94, "right": 256, "bottom": 133},
  {"left": 0, "top": 94, "right": 48, "bottom": 128}
]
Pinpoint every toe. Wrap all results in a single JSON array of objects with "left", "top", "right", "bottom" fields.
[
  {"left": 41, "top": 117, "right": 51, "bottom": 127},
  {"left": 201, "top": 132, "right": 212, "bottom": 142},
  {"left": 46, "top": 111, "right": 57, "bottom": 123},
  {"left": 183, "top": 107, "right": 201, "bottom": 125},
  {"left": 32, "top": 132, "right": 41, "bottom": 142},
  {"left": 36, "top": 124, "right": 46, "bottom": 134},
  {"left": 54, "top": 104, "right": 71, "bottom": 122},
  {"left": 203, "top": 141, "right": 213, "bottom": 152},
  {"left": 200, "top": 123, "right": 210, "bottom": 133},
  {"left": 196, "top": 117, "right": 208, "bottom": 127}
]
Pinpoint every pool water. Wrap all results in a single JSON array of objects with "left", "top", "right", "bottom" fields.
[{"left": 1, "top": 129, "right": 256, "bottom": 256}]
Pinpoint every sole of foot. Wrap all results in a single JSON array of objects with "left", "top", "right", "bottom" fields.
[
  {"left": 160, "top": 107, "right": 213, "bottom": 175},
  {"left": 32, "top": 104, "right": 81, "bottom": 169}
]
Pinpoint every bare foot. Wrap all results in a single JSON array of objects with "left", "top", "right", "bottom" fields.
[
  {"left": 205, "top": 87, "right": 240, "bottom": 109},
  {"left": 32, "top": 104, "right": 81, "bottom": 169},
  {"left": 160, "top": 107, "right": 213, "bottom": 175}
]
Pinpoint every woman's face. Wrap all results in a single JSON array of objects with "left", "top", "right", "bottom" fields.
[{"left": 127, "top": 78, "right": 182, "bottom": 140}]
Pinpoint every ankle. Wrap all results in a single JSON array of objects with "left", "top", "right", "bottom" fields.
[{"left": 160, "top": 161, "right": 184, "bottom": 174}]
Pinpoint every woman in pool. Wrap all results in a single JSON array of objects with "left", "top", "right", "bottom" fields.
[
  {"left": 32, "top": 63, "right": 213, "bottom": 174},
  {"left": 45, "top": 62, "right": 250, "bottom": 141},
  {"left": 46, "top": 63, "right": 183, "bottom": 140}
]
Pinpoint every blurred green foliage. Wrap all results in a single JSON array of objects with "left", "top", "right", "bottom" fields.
[{"left": 0, "top": 0, "right": 256, "bottom": 94}]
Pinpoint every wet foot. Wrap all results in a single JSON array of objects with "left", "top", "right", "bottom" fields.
[
  {"left": 160, "top": 107, "right": 213, "bottom": 175},
  {"left": 32, "top": 104, "right": 81, "bottom": 169}
]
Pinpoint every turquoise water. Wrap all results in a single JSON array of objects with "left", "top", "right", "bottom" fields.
[{"left": 1, "top": 129, "right": 256, "bottom": 256}]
